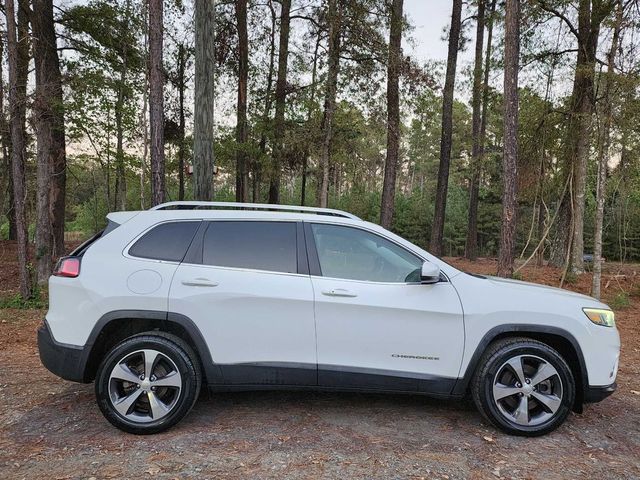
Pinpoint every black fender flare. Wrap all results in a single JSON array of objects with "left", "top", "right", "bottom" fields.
[
  {"left": 451, "top": 324, "right": 589, "bottom": 406},
  {"left": 82, "top": 309, "right": 224, "bottom": 384}
]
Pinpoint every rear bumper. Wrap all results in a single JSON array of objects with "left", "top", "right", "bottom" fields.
[
  {"left": 37, "top": 321, "right": 88, "bottom": 383},
  {"left": 584, "top": 382, "right": 617, "bottom": 403}
]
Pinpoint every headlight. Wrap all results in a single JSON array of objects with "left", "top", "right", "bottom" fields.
[{"left": 583, "top": 308, "right": 615, "bottom": 327}]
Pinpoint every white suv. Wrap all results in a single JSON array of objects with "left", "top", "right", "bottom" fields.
[{"left": 38, "top": 202, "right": 619, "bottom": 436}]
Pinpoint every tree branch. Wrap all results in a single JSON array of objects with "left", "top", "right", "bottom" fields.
[{"left": 536, "top": 0, "right": 580, "bottom": 39}]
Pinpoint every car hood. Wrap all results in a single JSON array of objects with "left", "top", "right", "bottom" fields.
[{"left": 485, "top": 275, "right": 598, "bottom": 304}]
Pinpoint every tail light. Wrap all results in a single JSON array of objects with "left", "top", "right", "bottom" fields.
[{"left": 53, "top": 257, "right": 81, "bottom": 278}]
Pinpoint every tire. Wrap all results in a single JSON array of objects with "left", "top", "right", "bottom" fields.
[
  {"left": 95, "top": 332, "right": 201, "bottom": 434},
  {"left": 471, "top": 337, "right": 575, "bottom": 436}
]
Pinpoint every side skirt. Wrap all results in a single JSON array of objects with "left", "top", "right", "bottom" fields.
[{"left": 212, "top": 362, "right": 459, "bottom": 398}]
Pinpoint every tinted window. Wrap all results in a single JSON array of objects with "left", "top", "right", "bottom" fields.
[
  {"left": 311, "top": 224, "right": 423, "bottom": 282},
  {"left": 129, "top": 221, "right": 200, "bottom": 262},
  {"left": 203, "top": 221, "right": 297, "bottom": 273}
]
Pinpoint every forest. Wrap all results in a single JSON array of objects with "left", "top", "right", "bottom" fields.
[{"left": 1, "top": 0, "right": 640, "bottom": 302}]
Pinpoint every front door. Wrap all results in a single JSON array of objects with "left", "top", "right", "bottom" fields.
[
  {"left": 169, "top": 220, "right": 316, "bottom": 385},
  {"left": 306, "top": 222, "right": 464, "bottom": 394}
]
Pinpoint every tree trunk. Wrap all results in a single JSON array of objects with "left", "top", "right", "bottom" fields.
[
  {"left": 497, "top": 0, "right": 520, "bottom": 278},
  {"left": 114, "top": 66, "right": 128, "bottom": 211},
  {"left": 569, "top": 0, "right": 602, "bottom": 274},
  {"left": 535, "top": 156, "right": 545, "bottom": 267},
  {"left": 149, "top": 0, "right": 165, "bottom": 206},
  {"left": 464, "top": 0, "right": 485, "bottom": 260},
  {"left": 303, "top": 32, "right": 321, "bottom": 207},
  {"left": 235, "top": 0, "right": 249, "bottom": 202},
  {"left": 7, "top": 0, "right": 29, "bottom": 242},
  {"left": 549, "top": 0, "right": 611, "bottom": 271},
  {"left": 0, "top": 29, "right": 14, "bottom": 240},
  {"left": 193, "top": 0, "right": 216, "bottom": 201},
  {"left": 6, "top": 0, "right": 32, "bottom": 298},
  {"left": 430, "top": 0, "right": 462, "bottom": 255},
  {"left": 268, "top": 0, "right": 291, "bottom": 204},
  {"left": 32, "top": 0, "right": 56, "bottom": 285},
  {"left": 592, "top": 0, "right": 622, "bottom": 299},
  {"left": 380, "top": 0, "right": 404, "bottom": 229},
  {"left": 177, "top": 43, "right": 187, "bottom": 201},
  {"left": 33, "top": 0, "right": 66, "bottom": 266},
  {"left": 256, "top": 0, "right": 277, "bottom": 203},
  {"left": 301, "top": 155, "right": 307, "bottom": 206},
  {"left": 319, "top": 0, "right": 342, "bottom": 208},
  {"left": 35, "top": 0, "right": 67, "bottom": 261},
  {"left": 140, "top": 0, "right": 149, "bottom": 209}
]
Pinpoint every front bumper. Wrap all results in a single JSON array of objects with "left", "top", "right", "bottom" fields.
[
  {"left": 37, "top": 321, "right": 88, "bottom": 382},
  {"left": 584, "top": 382, "right": 617, "bottom": 403}
]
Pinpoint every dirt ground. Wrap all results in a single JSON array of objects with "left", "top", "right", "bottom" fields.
[{"left": 0, "top": 240, "right": 639, "bottom": 479}]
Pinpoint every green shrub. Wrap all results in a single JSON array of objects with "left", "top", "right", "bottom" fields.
[
  {"left": 0, "top": 288, "right": 47, "bottom": 309},
  {"left": 609, "top": 292, "right": 631, "bottom": 310},
  {"left": 0, "top": 222, "right": 8, "bottom": 240}
]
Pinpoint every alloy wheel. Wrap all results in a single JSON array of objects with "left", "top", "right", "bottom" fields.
[
  {"left": 492, "top": 354, "right": 563, "bottom": 427},
  {"left": 108, "top": 349, "right": 182, "bottom": 423}
]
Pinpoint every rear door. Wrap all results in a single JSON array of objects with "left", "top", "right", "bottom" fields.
[{"left": 169, "top": 220, "right": 317, "bottom": 386}]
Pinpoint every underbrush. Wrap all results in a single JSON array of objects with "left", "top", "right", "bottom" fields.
[{"left": 0, "top": 288, "right": 47, "bottom": 309}]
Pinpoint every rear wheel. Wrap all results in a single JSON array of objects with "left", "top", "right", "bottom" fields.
[
  {"left": 471, "top": 337, "right": 575, "bottom": 436},
  {"left": 95, "top": 332, "right": 201, "bottom": 434}
]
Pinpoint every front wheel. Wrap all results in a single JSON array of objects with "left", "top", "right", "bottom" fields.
[
  {"left": 471, "top": 337, "right": 575, "bottom": 436},
  {"left": 95, "top": 332, "right": 201, "bottom": 434}
]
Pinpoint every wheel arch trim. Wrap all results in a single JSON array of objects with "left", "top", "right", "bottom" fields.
[
  {"left": 82, "top": 309, "right": 223, "bottom": 384},
  {"left": 452, "top": 324, "right": 589, "bottom": 404}
]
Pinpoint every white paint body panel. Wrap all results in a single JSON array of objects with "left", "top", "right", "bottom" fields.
[
  {"left": 168, "top": 264, "right": 316, "bottom": 365},
  {"left": 45, "top": 207, "right": 620, "bottom": 390},
  {"left": 451, "top": 274, "right": 620, "bottom": 387},
  {"left": 312, "top": 277, "right": 464, "bottom": 379}
]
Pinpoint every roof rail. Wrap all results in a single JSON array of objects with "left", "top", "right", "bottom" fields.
[{"left": 149, "top": 201, "right": 361, "bottom": 220}]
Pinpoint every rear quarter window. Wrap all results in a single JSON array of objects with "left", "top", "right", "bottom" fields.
[{"left": 129, "top": 221, "right": 200, "bottom": 262}]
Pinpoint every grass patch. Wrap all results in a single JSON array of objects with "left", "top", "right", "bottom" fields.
[
  {"left": 608, "top": 291, "right": 631, "bottom": 310},
  {"left": 0, "top": 289, "right": 47, "bottom": 309},
  {"left": 511, "top": 271, "right": 523, "bottom": 281}
]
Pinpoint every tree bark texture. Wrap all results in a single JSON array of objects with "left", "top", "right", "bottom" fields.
[
  {"left": 380, "top": 0, "right": 403, "bottom": 229},
  {"left": 0, "top": 27, "right": 15, "bottom": 240},
  {"left": 268, "top": 0, "right": 291, "bottom": 204},
  {"left": 464, "top": 0, "right": 485, "bottom": 260},
  {"left": 430, "top": 0, "right": 462, "bottom": 254},
  {"left": 33, "top": 0, "right": 67, "bottom": 282},
  {"left": 177, "top": 43, "right": 187, "bottom": 201},
  {"left": 6, "top": 0, "right": 32, "bottom": 298},
  {"left": 193, "top": 0, "right": 216, "bottom": 201},
  {"left": 497, "top": 0, "right": 520, "bottom": 278},
  {"left": 319, "top": 0, "right": 342, "bottom": 208},
  {"left": 149, "top": 0, "right": 165, "bottom": 206},
  {"left": 592, "top": 0, "right": 622, "bottom": 299},
  {"left": 235, "top": 0, "right": 249, "bottom": 202},
  {"left": 550, "top": 0, "right": 612, "bottom": 271}
]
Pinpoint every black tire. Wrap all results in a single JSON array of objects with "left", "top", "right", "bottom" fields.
[
  {"left": 95, "top": 332, "right": 201, "bottom": 434},
  {"left": 471, "top": 337, "right": 575, "bottom": 436}
]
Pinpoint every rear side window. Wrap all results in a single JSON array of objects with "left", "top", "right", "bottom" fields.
[
  {"left": 129, "top": 221, "right": 200, "bottom": 262},
  {"left": 202, "top": 221, "right": 297, "bottom": 273}
]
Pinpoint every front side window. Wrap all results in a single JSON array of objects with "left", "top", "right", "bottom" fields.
[
  {"left": 311, "top": 223, "right": 423, "bottom": 283},
  {"left": 202, "top": 221, "right": 297, "bottom": 274},
  {"left": 129, "top": 221, "right": 200, "bottom": 262}
]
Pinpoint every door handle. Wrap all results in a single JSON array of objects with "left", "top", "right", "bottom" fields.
[
  {"left": 181, "top": 277, "right": 219, "bottom": 287},
  {"left": 321, "top": 288, "right": 357, "bottom": 298}
]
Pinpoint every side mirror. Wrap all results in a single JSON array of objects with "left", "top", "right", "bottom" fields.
[{"left": 421, "top": 261, "right": 441, "bottom": 284}]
